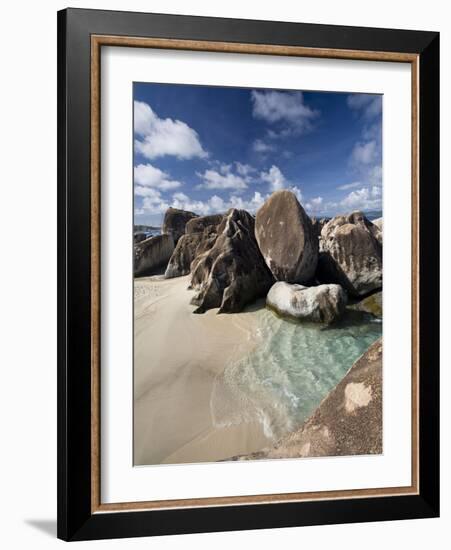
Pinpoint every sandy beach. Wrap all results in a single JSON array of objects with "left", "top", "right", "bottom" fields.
[{"left": 134, "top": 275, "right": 272, "bottom": 465}]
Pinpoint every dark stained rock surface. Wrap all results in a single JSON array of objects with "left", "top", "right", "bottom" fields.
[
  {"left": 185, "top": 214, "right": 223, "bottom": 234},
  {"left": 317, "top": 211, "right": 382, "bottom": 296},
  {"left": 134, "top": 232, "right": 147, "bottom": 244},
  {"left": 311, "top": 217, "right": 330, "bottom": 240},
  {"left": 267, "top": 282, "right": 347, "bottom": 324},
  {"left": 134, "top": 234, "right": 174, "bottom": 277},
  {"left": 349, "top": 291, "right": 382, "bottom": 318},
  {"left": 162, "top": 207, "right": 198, "bottom": 243},
  {"left": 255, "top": 190, "right": 318, "bottom": 284},
  {"left": 189, "top": 208, "right": 274, "bottom": 313},
  {"left": 165, "top": 226, "right": 218, "bottom": 279},
  {"left": 235, "top": 338, "right": 382, "bottom": 460}
]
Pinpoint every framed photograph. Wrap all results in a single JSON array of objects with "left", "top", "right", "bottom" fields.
[{"left": 57, "top": 8, "right": 439, "bottom": 541}]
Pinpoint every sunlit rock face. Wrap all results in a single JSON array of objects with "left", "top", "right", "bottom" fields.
[
  {"left": 317, "top": 211, "right": 382, "bottom": 297},
  {"left": 190, "top": 208, "right": 274, "bottom": 313},
  {"left": 266, "top": 282, "right": 347, "bottom": 325},
  {"left": 255, "top": 190, "right": 318, "bottom": 284}
]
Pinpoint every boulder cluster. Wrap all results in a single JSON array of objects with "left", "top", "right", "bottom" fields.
[{"left": 133, "top": 190, "right": 383, "bottom": 322}]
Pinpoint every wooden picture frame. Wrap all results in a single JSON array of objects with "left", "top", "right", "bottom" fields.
[{"left": 57, "top": 8, "right": 439, "bottom": 541}]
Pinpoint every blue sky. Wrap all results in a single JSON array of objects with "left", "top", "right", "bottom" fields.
[{"left": 134, "top": 82, "right": 382, "bottom": 226}]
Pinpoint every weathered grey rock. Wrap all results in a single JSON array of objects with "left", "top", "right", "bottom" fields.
[
  {"left": 349, "top": 291, "right": 382, "bottom": 318},
  {"left": 134, "top": 234, "right": 174, "bottom": 277},
  {"left": 255, "top": 190, "right": 318, "bottom": 283},
  {"left": 162, "top": 207, "right": 198, "bottom": 243},
  {"left": 235, "top": 338, "right": 382, "bottom": 460},
  {"left": 317, "top": 211, "right": 382, "bottom": 296},
  {"left": 267, "top": 282, "right": 347, "bottom": 324},
  {"left": 190, "top": 208, "right": 274, "bottom": 313},
  {"left": 165, "top": 226, "right": 218, "bottom": 279},
  {"left": 372, "top": 217, "right": 383, "bottom": 231},
  {"left": 372, "top": 217, "right": 383, "bottom": 244},
  {"left": 185, "top": 214, "right": 223, "bottom": 234}
]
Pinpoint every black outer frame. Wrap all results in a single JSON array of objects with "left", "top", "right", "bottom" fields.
[{"left": 57, "top": 8, "right": 439, "bottom": 542}]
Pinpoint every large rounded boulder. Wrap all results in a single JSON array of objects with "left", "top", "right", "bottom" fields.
[
  {"left": 190, "top": 208, "right": 274, "bottom": 313},
  {"left": 267, "top": 281, "right": 347, "bottom": 324},
  {"left": 317, "top": 211, "right": 382, "bottom": 296},
  {"left": 162, "top": 207, "right": 198, "bottom": 243},
  {"left": 255, "top": 190, "right": 318, "bottom": 284}
]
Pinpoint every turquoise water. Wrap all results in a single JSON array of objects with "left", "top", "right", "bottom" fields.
[{"left": 210, "top": 308, "right": 382, "bottom": 442}]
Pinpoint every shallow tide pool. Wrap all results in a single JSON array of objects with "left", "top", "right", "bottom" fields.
[{"left": 210, "top": 307, "right": 382, "bottom": 443}]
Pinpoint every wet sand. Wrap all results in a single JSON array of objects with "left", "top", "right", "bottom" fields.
[{"left": 133, "top": 275, "right": 272, "bottom": 465}]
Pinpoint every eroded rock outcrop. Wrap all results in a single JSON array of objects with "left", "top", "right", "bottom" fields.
[
  {"left": 162, "top": 207, "right": 198, "bottom": 243},
  {"left": 190, "top": 208, "right": 274, "bottom": 313},
  {"left": 267, "top": 282, "right": 347, "bottom": 324},
  {"left": 185, "top": 214, "right": 223, "bottom": 235},
  {"left": 235, "top": 338, "right": 382, "bottom": 460},
  {"left": 317, "top": 211, "right": 382, "bottom": 296},
  {"left": 255, "top": 190, "right": 318, "bottom": 284},
  {"left": 134, "top": 234, "right": 174, "bottom": 277},
  {"left": 165, "top": 226, "right": 218, "bottom": 279}
]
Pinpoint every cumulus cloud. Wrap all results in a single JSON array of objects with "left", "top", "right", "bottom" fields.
[
  {"left": 260, "top": 165, "right": 286, "bottom": 191},
  {"left": 251, "top": 90, "right": 319, "bottom": 134},
  {"left": 259, "top": 165, "right": 303, "bottom": 202},
  {"left": 196, "top": 168, "right": 248, "bottom": 191},
  {"left": 339, "top": 186, "right": 382, "bottom": 212},
  {"left": 137, "top": 190, "right": 269, "bottom": 218},
  {"left": 134, "top": 100, "right": 208, "bottom": 160},
  {"left": 134, "top": 163, "right": 182, "bottom": 191}
]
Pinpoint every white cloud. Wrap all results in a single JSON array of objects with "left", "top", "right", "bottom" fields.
[
  {"left": 134, "top": 163, "right": 182, "bottom": 190},
  {"left": 346, "top": 93, "right": 382, "bottom": 211},
  {"left": 337, "top": 181, "right": 362, "bottom": 191},
  {"left": 260, "top": 165, "right": 286, "bottom": 191},
  {"left": 347, "top": 94, "right": 382, "bottom": 119},
  {"left": 172, "top": 192, "right": 190, "bottom": 202},
  {"left": 209, "top": 195, "right": 226, "bottom": 211},
  {"left": 259, "top": 165, "right": 303, "bottom": 203},
  {"left": 305, "top": 196, "right": 324, "bottom": 214},
  {"left": 251, "top": 90, "right": 319, "bottom": 133},
  {"left": 134, "top": 100, "right": 208, "bottom": 160},
  {"left": 289, "top": 186, "right": 303, "bottom": 204},
  {"left": 136, "top": 189, "right": 270, "bottom": 218},
  {"left": 196, "top": 168, "right": 248, "bottom": 191},
  {"left": 228, "top": 191, "right": 267, "bottom": 212},
  {"left": 350, "top": 140, "right": 378, "bottom": 167},
  {"left": 339, "top": 187, "right": 382, "bottom": 212},
  {"left": 235, "top": 162, "right": 256, "bottom": 177},
  {"left": 252, "top": 139, "right": 275, "bottom": 154},
  {"left": 135, "top": 186, "right": 163, "bottom": 198}
]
